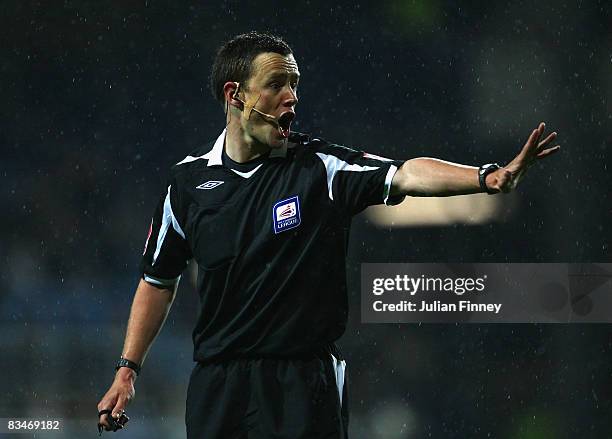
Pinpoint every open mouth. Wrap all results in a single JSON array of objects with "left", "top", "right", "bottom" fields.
[{"left": 277, "top": 112, "right": 295, "bottom": 138}]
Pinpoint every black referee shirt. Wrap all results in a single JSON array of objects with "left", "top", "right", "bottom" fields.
[{"left": 141, "top": 129, "right": 405, "bottom": 363}]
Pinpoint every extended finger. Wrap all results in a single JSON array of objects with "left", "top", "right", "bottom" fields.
[
  {"left": 534, "top": 122, "right": 546, "bottom": 145},
  {"left": 536, "top": 145, "right": 560, "bottom": 159},
  {"left": 523, "top": 122, "right": 544, "bottom": 149},
  {"left": 537, "top": 131, "right": 557, "bottom": 150},
  {"left": 521, "top": 123, "right": 546, "bottom": 159},
  {"left": 526, "top": 127, "right": 540, "bottom": 147}
]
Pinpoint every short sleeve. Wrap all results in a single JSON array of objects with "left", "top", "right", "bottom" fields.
[
  {"left": 314, "top": 143, "right": 406, "bottom": 215},
  {"left": 140, "top": 182, "right": 192, "bottom": 287}
]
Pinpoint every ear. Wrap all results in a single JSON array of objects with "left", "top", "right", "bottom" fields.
[{"left": 223, "top": 82, "right": 243, "bottom": 110}]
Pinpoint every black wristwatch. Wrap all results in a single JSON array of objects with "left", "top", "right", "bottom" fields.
[
  {"left": 478, "top": 163, "right": 501, "bottom": 194},
  {"left": 115, "top": 357, "right": 141, "bottom": 376}
]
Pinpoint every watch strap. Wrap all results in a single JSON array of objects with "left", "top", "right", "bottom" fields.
[
  {"left": 115, "top": 357, "right": 141, "bottom": 376},
  {"left": 478, "top": 163, "right": 501, "bottom": 194}
]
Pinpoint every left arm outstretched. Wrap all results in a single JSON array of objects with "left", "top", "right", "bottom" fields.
[{"left": 390, "top": 122, "right": 560, "bottom": 197}]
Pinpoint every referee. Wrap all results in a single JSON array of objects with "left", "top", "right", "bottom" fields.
[{"left": 97, "top": 32, "right": 560, "bottom": 438}]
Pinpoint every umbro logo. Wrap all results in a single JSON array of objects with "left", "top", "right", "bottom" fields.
[{"left": 196, "top": 180, "right": 224, "bottom": 190}]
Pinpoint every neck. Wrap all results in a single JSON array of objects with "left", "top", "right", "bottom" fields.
[{"left": 225, "top": 120, "right": 270, "bottom": 163}]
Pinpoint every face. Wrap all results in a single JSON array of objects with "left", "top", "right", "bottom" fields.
[{"left": 235, "top": 52, "right": 300, "bottom": 148}]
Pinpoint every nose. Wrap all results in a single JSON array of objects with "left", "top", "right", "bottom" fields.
[{"left": 282, "top": 86, "right": 298, "bottom": 107}]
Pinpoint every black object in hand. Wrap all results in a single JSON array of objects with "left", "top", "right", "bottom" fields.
[{"left": 97, "top": 409, "right": 129, "bottom": 435}]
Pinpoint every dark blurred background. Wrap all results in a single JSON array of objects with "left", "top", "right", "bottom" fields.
[{"left": 1, "top": 1, "right": 611, "bottom": 438}]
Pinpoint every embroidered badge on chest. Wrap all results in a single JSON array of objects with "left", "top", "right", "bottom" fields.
[{"left": 272, "top": 195, "right": 301, "bottom": 234}]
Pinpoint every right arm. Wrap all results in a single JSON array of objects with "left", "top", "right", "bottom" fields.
[
  {"left": 97, "top": 278, "right": 177, "bottom": 430},
  {"left": 97, "top": 177, "right": 191, "bottom": 430},
  {"left": 120, "top": 278, "right": 177, "bottom": 367}
]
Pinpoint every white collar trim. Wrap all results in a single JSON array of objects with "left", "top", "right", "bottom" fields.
[
  {"left": 176, "top": 128, "right": 290, "bottom": 167},
  {"left": 230, "top": 164, "right": 264, "bottom": 178}
]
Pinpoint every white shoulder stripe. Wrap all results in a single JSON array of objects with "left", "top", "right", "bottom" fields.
[
  {"left": 176, "top": 148, "right": 217, "bottom": 166},
  {"left": 176, "top": 130, "right": 225, "bottom": 166},
  {"left": 152, "top": 185, "right": 186, "bottom": 265},
  {"left": 315, "top": 152, "right": 379, "bottom": 201},
  {"left": 176, "top": 154, "right": 204, "bottom": 165},
  {"left": 331, "top": 354, "right": 347, "bottom": 407}
]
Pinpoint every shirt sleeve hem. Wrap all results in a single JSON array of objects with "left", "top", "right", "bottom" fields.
[
  {"left": 383, "top": 164, "right": 406, "bottom": 206},
  {"left": 143, "top": 274, "right": 181, "bottom": 288}
]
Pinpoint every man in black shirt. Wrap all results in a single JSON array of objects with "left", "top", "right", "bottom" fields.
[{"left": 97, "top": 32, "right": 559, "bottom": 438}]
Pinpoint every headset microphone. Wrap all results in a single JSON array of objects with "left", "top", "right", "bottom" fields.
[
  {"left": 230, "top": 82, "right": 294, "bottom": 139},
  {"left": 232, "top": 82, "right": 278, "bottom": 124}
]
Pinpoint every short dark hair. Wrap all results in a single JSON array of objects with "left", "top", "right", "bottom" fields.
[{"left": 209, "top": 31, "right": 293, "bottom": 104}]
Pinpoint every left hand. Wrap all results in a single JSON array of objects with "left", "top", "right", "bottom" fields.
[{"left": 486, "top": 122, "right": 560, "bottom": 193}]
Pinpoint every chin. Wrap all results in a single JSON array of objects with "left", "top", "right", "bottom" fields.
[
  {"left": 267, "top": 132, "right": 286, "bottom": 148},
  {"left": 269, "top": 139, "right": 285, "bottom": 148}
]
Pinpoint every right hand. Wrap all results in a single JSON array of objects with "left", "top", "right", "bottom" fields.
[
  {"left": 97, "top": 368, "right": 136, "bottom": 431},
  {"left": 502, "top": 122, "right": 560, "bottom": 192}
]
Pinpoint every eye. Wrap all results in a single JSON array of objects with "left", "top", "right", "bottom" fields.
[
  {"left": 290, "top": 82, "right": 298, "bottom": 90},
  {"left": 269, "top": 81, "right": 282, "bottom": 90}
]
